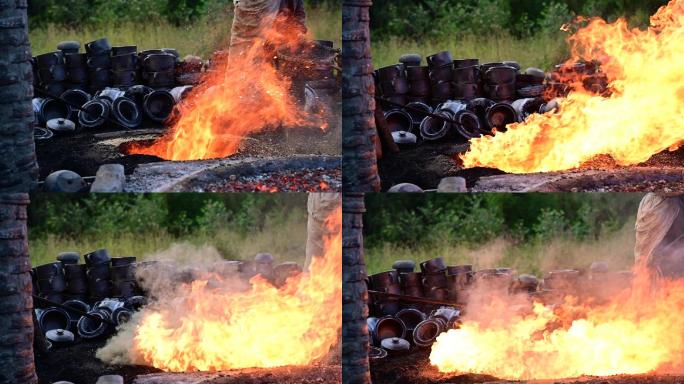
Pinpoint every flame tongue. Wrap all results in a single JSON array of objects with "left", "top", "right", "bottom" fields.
[
  {"left": 461, "top": 0, "right": 684, "bottom": 173},
  {"left": 131, "top": 208, "right": 341, "bottom": 372},
  {"left": 429, "top": 265, "right": 684, "bottom": 379},
  {"left": 128, "top": 26, "right": 310, "bottom": 161}
]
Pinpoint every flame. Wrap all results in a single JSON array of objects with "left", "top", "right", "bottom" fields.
[
  {"left": 461, "top": 0, "right": 684, "bottom": 173},
  {"left": 131, "top": 207, "right": 341, "bottom": 372},
  {"left": 127, "top": 21, "right": 317, "bottom": 160},
  {"left": 429, "top": 264, "right": 684, "bottom": 379}
]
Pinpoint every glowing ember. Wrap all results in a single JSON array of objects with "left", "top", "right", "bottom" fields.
[
  {"left": 461, "top": 0, "right": 684, "bottom": 173},
  {"left": 127, "top": 25, "right": 318, "bottom": 161},
  {"left": 130, "top": 208, "right": 341, "bottom": 372},
  {"left": 429, "top": 264, "right": 684, "bottom": 380}
]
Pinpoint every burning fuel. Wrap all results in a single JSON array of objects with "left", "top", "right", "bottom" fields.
[
  {"left": 127, "top": 25, "right": 334, "bottom": 161},
  {"left": 98, "top": 208, "right": 341, "bottom": 372},
  {"left": 461, "top": 0, "right": 684, "bottom": 173},
  {"left": 429, "top": 263, "right": 684, "bottom": 379}
]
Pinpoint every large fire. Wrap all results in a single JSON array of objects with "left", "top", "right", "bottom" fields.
[
  {"left": 127, "top": 21, "right": 315, "bottom": 160},
  {"left": 429, "top": 264, "right": 684, "bottom": 379},
  {"left": 125, "top": 208, "right": 341, "bottom": 372},
  {"left": 461, "top": 0, "right": 684, "bottom": 173}
]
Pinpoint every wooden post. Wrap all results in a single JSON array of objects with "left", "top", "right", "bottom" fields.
[
  {"left": 342, "top": 193, "right": 371, "bottom": 384},
  {"left": 0, "top": 194, "right": 37, "bottom": 383},
  {"left": 0, "top": 1, "right": 38, "bottom": 192},
  {"left": 342, "top": 0, "right": 380, "bottom": 192}
]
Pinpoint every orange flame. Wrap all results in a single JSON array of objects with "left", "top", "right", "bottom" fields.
[
  {"left": 128, "top": 24, "right": 313, "bottom": 161},
  {"left": 131, "top": 207, "right": 341, "bottom": 372},
  {"left": 461, "top": 0, "right": 684, "bottom": 173},
  {"left": 430, "top": 264, "right": 684, "bottom": 379}
]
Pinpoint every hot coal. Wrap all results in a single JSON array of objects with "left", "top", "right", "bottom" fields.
[{"left": 204, "top": 167, "right": 342, "bottom": 192}]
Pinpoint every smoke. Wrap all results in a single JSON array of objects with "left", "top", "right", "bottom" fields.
[
  {"left": 96, "top": 243, "right": 251, "bottom": 365},
  {"left": 436, "top": 219, "right": 637, "bottom": 275},
  {"left": 96, "top": 205, "right": 341, "bottom": 372}
]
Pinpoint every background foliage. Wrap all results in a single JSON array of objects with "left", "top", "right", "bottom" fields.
[
  {"left": 28, "top": 0, "right": 340, "bottom": 58},
  {"left": 363, "top": 193, "right": 645, "bottom": 275},
  {"left": 28, "top": 0, "right": 337, "bottom": 27},
  {"left": 370, "top": 0, "right": 670, "bottom": 69},
  {"left": 28, "top": 194, "right": 309, "bottom": 267},
  {"left": 371, "top": 0, "right": 669, "bottom": 40}
]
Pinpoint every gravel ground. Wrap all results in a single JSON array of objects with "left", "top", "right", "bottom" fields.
[{"left": 204, "top": 168, "right": 342, "bottom": 192}]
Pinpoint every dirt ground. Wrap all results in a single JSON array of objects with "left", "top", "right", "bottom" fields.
[
  {"left": 35, "top": 339, "right": 161, "bottom": 384},
  {"left": 35, "top": 338, "right": 341, "bottom": 384},
  {"left": 370, "top": 349, "right": 684, "bottom": 384},
  {"left": 36, "top": 122, "right": 341, "bottom": 180},
  {"left": 133, "top": 365, "right": 341, "bottom": 383},
  {"left": 377, "top": 142, "right": 684, "bottom": 191}
]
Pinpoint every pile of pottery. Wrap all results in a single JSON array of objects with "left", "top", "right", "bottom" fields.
[
  {"left": 374, "top": 50, "right": 608, "bottom": 146},
  {"left": 32, "top": 37, "right": 202, "bottom": 96},
  {"left": 32, "top": 250, "right": 305, "bottom": 349},
  {"left": 366, "top": 257, "right": 632, "bottom": 359},
  {"left": 31, "top": 38, "right": 203, "bottom": 138}
]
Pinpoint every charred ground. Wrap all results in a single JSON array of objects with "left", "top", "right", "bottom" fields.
[{"left": 377, "top": 143, "right": 684, "bottom": 192}]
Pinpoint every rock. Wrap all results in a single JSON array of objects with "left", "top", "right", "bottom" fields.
[
  {"left": 96, "top": 375, "right": 124, "bottom": 384},
  {"left": 437, "top": 177, "right": 467, "bottom": 192},
  {"left": 44, "top": 170, "right": 87, "bottom": 193},
  {"left": 388, "top": 183, "right": 423, "bottom": 193},
  {"left": 90, "top": 164, "right": 125, "bottom": 193}
]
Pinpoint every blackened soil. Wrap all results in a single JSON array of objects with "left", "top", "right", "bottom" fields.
[
  {"left": 36, "top": 128, "right": 165, "bottom": 179},
  {"left": 36, "top": 124, "right": 340, "bottom": 180},
  {"left": 36, "top": 339, "right": 342, "bottom": 384},
  {"left": 370, "top": 348, "right": 498, "bottom": 384},
  {"left": 378, "top": 142, "right": 684, "bottom": 191},
  {"left": 35, "top": 338, "right": 161, "bottom": 384},
  {"left": 378, "top": 142, "right": 505, "bottom": 191}
]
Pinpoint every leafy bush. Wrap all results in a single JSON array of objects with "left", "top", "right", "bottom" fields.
[
  {"left": 370, "top": 0, "right": 669, "bottom": 41},
  {"left": 28, "top": 0, "right": 216, "bottom": 27},
  {"left": 363, "top": 193, "right": 644, "bottom": 249},
  {"left": 29, "top": 194, "right": 307, "bottom": 240}
]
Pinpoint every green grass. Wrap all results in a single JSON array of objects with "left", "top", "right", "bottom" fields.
[
  {"left": 29, "top": 4, "right": 341, "bottom": 57},
  {"left": 29, "top": 212, "right": 308, "bottom": 267},
  {"left": 365, "top": 219, "right": 637, "bottom": 277},
  {"left": 372, "top": 32, "right": 569, "bottom": 71}
]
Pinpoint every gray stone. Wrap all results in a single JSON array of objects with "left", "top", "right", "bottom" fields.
[
  {"left": 90, "top": 164, "right": 125, "bottom": 193},
  {"left": 437, "top": 177, "right": 467, "bottom": 193},
  {"left": 388, "top": 183, "right": 423, "bottom": 193},
  {"left": 44, "top": 170, "right": 86, "bottom": 193},
  {"left": 96, "top": 375, "right": 124, "bottom": 384}
]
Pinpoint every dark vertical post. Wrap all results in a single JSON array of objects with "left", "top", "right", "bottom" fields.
[
  {"left": 342, "top": 193, "right": 371, "bottom": 383},
  {"left": 342, "top": 0, "right": 380, "bottom": 192},
  {"left": 0, "top": 194, "right": 37, "bottom": 383},
  {"left": 0, "top": 0, "right": 39, "bottom": 192}
]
